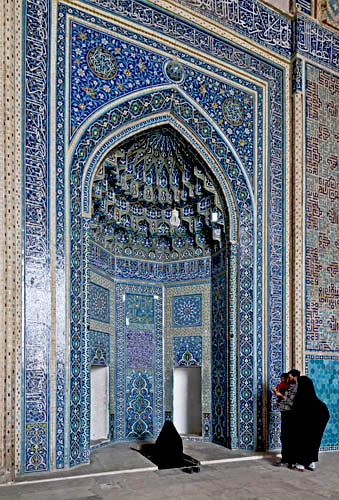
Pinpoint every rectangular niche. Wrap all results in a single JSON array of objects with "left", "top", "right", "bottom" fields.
[
  {"left": 90, "top": 365, "right": 109, "bottom": 443},
  {"left": 173, "top": 366, "right": 202, "bottom": 436}
]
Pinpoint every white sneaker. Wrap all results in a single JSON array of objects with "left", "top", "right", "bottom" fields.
[
  {"left": 295, "top": 463, "right": 305, "bottom": 471},
  {"left": 306, "top": 462, "right": 316, "bottom": 471}
]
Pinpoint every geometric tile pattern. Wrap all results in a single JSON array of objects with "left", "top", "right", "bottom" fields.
[
  {"left": 88, "top": 283, "right": 110, "bottom": 323},
  {"left": 21, "top": 0, "right": 292, "bottom": 473},
  {"left": 211, "top": 273, "right": 227, "bottom": 445},
  {"left": 59, "top": 1, "right": 285, "bottom": 460},
  {"left": 126, "top": 330, "right": 154, "bottom": 369},
  {"left": 305, "top": 356, "right": 339, "bottom": 449},
  {"left": 115, "top": 283, "right": 163, "bottom": 441},
  {"left": 173, "top": 336, "right": 202, "bottom": 366},
  {"left": 172, "top": 295, "right": 202, "bottom": 327},
  {"left": 88, "top": 331, "right": 110, "bottom": 366},
  {"left": 305, "top": 64, "right": 339, "bottom": 352}
]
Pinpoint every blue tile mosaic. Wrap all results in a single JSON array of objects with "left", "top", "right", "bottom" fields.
[
  {"left": 126, "top": 369, "right": 154, "bottom": 439},
  {"left": 295, "top": 0, "right": 312, "bottom": 15},
  {"left": 173, "top": 336, "right": 202, "bottom": 366},
  {"left": 86, "top": 0, "right": 292, "bottom": 58},
  {"left": 292, "top": 58, "right": 303, "bottom": 93},
  {"left": 88, "top": 282, "right": 110, "bottom": 323},
  {"left": 126, "top": 330, "right": 154, "bottom": 369},
  {"left": 57, "top": 0, "right": 283, "bottom": 458},
  {"left": 306, "top": 357, "right": 339, "bottom": 449},
  {"left": 297, "top": 16, "right": 339, "bottom": 72},
  {"left": 25, "top": 423, "right": 48, "bottom": 473},
  {"left": 23, "top": 0, "right": 50, "bottom": 471},
  {"left": 125, "top": 293, "right": 154, "bottom": 329},
  {"left": 211, "top": 273, "right": 227, "bottom": 445},
  {"left": 20, "top": 0, "right": 328, "bottom": 472},
  {"left": 88, "top": 330, "right": 110, "bottom": 366},
  {"left": 172, "top": 295, "right": 202, "bottom": 328},
  {"left": 115, "top": 283, "right": 163, "bottom": 441},
  {"left": 89, "top": 242, "right": 212, "bottom": 282}
]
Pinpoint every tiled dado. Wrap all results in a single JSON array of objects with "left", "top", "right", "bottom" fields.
[{"left": 305, "top": 355, "right": 339, "bottom": 449}]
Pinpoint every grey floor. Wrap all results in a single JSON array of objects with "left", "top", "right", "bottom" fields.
[{"left": 1, "top": 441, "right": 338, "bottom": 500}]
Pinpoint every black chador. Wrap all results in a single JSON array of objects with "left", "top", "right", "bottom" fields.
[
  {"left": 291, "top": 376, "right": 330, "bottom": 467},
  {"left": 154, "top": 420, "right": 183, "bottom": 468}
]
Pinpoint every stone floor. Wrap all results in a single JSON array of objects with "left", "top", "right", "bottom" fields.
[{"left": 0, "top": 441, "right": 338, "bottom": 500}]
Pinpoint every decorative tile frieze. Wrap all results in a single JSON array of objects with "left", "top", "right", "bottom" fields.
[
  {"left": 86, "top": 0, "right": 292, "bottom": 58},
  {"left": 23, "top": 0, "right": 50, "bottom": 473},
  {"left": 297, "top": 16, "right": 339, "bottom": 71}
]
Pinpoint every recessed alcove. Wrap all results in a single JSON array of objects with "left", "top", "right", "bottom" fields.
[
  {"left": 90, "top": 365, "right": 109, "bottom": 444},
  {"left": 87, "top": 125, "right": 229, "bottom": 445},
  {"left": 173, "top": 367, "right": 202, "bottom": 436}
]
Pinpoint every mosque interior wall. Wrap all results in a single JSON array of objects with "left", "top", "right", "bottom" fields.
[{"left": 0, "top": 0, "right": 339, "bottom": 480}]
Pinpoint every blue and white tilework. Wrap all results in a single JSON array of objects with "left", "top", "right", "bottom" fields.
[
  {"left": 126, "top": 330, "right": 154, "bottom": 369},
  {"left": 305, "top": 356, "right": 339, "bottom": 450},
  {"left": 297, "top": 16, "right": 339, "bottom": 72},
  {"left": 295, "top": 0, "right": 312, "bottom": 15},
  {"left": 88, "top": 331, "right": 110, "bottom": 366},
  {"left": 173, "top": 336, "right": 202, "bottom": 366},
  {"left": 86, "top": 0, "right": 292, "bottom": 58},
  {"left": 172, "top": 295, "right": 202, "bottom": 328},
  {"left": 115, "top": 283, "right": 163, "bottom": 441},
  {"left": 24, "top": 0, "right": 339, "bottom": 473},
  {"left": 88, "top": 283, "right": 110, "bottom": 323}
]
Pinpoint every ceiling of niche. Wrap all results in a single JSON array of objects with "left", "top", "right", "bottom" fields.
[{"left": 90, "top": 126, "right": 227, "bottom": 261}]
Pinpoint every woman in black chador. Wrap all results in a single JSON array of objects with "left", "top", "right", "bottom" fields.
[{"left": 291, "top": 376, "right": 330, "bottom": 471}]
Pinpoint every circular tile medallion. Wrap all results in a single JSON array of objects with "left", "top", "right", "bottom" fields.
[
  {"left": 222, "top": 97, "right": 244, "bottom": 126},
  {"left": 87, "top": 46, "right": 118, "bottom": 80}
]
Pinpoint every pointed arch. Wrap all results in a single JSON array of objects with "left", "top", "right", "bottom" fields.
[{"left": 67, "top": 87, "right": 257, "bottom": 465}]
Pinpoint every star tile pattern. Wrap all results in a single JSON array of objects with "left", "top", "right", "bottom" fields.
[{"left": 172, "top": 295, "right": 202, "bottom": 327}]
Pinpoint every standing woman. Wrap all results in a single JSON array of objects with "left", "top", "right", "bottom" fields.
[{"left": 291, "top": 376, "right": 330, "bottom": 471}]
